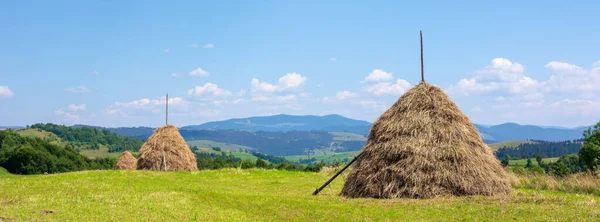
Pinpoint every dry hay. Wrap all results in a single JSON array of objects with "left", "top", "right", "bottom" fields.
[
  {"left": 136, "top": 125, "right": 198, "bottom": 171},
  {"left": 341, "top": 82, "right": 511, "bottom": 199},
  {"left": 114, "top": 151, "right": 137, "bottom": 170}
]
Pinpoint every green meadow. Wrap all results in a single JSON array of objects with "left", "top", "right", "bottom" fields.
[{"left": 0, "top": 168, "right": 598, "bottom": 221}]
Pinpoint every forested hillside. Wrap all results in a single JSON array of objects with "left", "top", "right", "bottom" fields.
[
  {"left": 172, "top": 130, "right": 365, "bottom": 156},
  {"left": 0, "top": 130, "right": 115, "bottom": 174},
  {"left": 30, "top": 123, "right": 144, "bottom": 152},
  {"left": 494, "top": 139, "right": 584, "bottom": 159}
]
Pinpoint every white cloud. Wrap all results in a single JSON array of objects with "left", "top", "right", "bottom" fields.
[
  {"left": 545, "top": 61, "right": 585, "bottom": 74},
  {"left": 449, "top": 58, "right": 540, "bottom": 97},
  {"left": 0, "top": 86, "right": 15, "bottom": 98},
  {"left": 203, "top": 43, "right": 215, "bottom": 49},
  {"left": 329, "top": 57, "right": 337, "bottom": 61},
  {"left": 278, "top": 73, "right": 307, "bottom": 89},
  {"left": 250, "top": 73, "right": 307, "bottom": 93},
  {"left": 170, "top": 73, "right": 179, "bottom": 77},
  {"left": 543, "top": 60, "right": 600, "bottom": 93},
  {"left": 191, "top": 43, "right": 198, "bottom": 48},
  {"left": 236, "top": 89, "right": 247, "bottom": 97},
  {"left": 65, "top": 86, "right": 92, "bottom": 93},
  {"left": 68, "top": 104, "right": 86, "bottom": 111},
  {"left": 361, "top": 69, "right": 394, "bottom": 83},
  {"left": 363, "top": 79, "right": 411, "bottom": 96},
  {"left": 251, "top": 78, "right": 280, "bottom": 93},
  {"left": 189, "top": 68, "right": 209, "bottom": 77},
  {"left": 54, "top": 107, "right": 87, "bottom": 122},
  {"left": 187, "top": 83, "right": 232, "bottom": 98},
  {"left": 335, "top": 91, "right": 359, "bottom": 100},
  {"left": 163, "top": 48, "right": 170, "bottom": 53}
]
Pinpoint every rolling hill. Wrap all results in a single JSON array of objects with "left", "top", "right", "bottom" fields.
[{"left": 180, "top": 114, "right": 372, "bottom": 134}]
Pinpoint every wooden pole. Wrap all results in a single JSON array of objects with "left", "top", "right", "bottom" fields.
[
  {"left": 312, "top": 152, "right": 364, "bottom": 195},
  {"left": 162, "top": 150, "right": 167, "bottom": 171},
  {"left": 166, "top": 93, "right": 169, "bottom": 125},
  {"left": 420, "top": 30, "right": 424, "bottom": 83}
]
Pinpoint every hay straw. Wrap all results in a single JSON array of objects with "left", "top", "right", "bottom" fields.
[
  {"left": 136, "top": 125, "right": 198, "bottom": 171},
  {"left": 114, "top": 151, "right": 137, "bottom": 170},
  {"left": 340, "top": 82, "right": 511, "bottom": 199}
]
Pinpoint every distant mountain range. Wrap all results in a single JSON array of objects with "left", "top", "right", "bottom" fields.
[
  {"left": 7, "top": 114, "right": 593, "bottom": 144},
  {"left": 180, "top": 114, "right": 372, "bottom": 134}
]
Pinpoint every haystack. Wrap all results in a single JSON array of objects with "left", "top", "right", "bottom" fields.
[
  {"left": 340, "top": 82, "right": 511, "bottom": 199},
  {"left": 114, "top": 151, "right": 137, "bottom": 170},
  {"left": 136, "top": 125, "right": 198, "bottom": 171}
]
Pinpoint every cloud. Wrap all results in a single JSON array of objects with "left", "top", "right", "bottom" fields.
[
  {"left": 543, "top": 60, "right": 600, "bottom": 93},
  {"left": 189, "top": 68, "right": 209, "bottom": 77},
  {"left": 203, "top": 43, "right": 215, "bottom": 49},
  {"left": 449, "top": 58, "right": 540, "bottom": 97},
  {"left": 170, "top": 73, "right": 179, "bottom": 77},
  {"left": 191, "top": 43, "right": 198, "bottom": 48},
  {"left": 90, "top": 70, "right": 99, "bottom": 76},
  {"left": 187, "top": 83, "right": 232, "bottom": 98},
  {"left": 163, "top": 48, "right": 170, "bottom": 53},
  {"left": 236, "top": 89, "right": 247, "bottom": 97},
  {"left": 335, "top": 91, "right": 359, "bottom": 100},
  {"left": 329, "top": 57, "right": 337, "bottom": 61},
  {"left": 471, "top": 106, "right": 483, "bottom": 112},
  {"left": 363, "top": 79, "right": 411, "bottom": 96},
  {"left": 68, "top": 104, "right": 86, "bottom": 111},
  {"left": 250, "top": 73, "right": 307, "bottom": 93},
  {"left": 0, "top": 86, "right": 15, "bottom": 98},
  {"left": 361, "top": 69, "right": 394, "bottom": 83},
  {"left": 278, "top": 73, "right": 307, "bottom": 89},
  {"left": 107, "top": 96, "right": 189, "bottom": 117},
  {"left": 65, "top": 86, "right": 92, "bottom": 93},
  {"left": 545, "top": 61, "right": 585, "bottom": 74}
]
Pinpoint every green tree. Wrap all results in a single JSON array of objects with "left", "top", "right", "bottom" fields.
[
  {"left": 551, "top": 161, "right": 571, "bottom": 178},
  {"left": 535, "top": 154, "right": 543, "bottom": 165},
  {"left": 501, "top": 154, "right": 510, "bottom": 167},
  {"left": 525, "top": 158, "right": 533, "bottom": 168},
  {"left": 529, "top": 165, "right": 545, "bottom": 175},
  {"left": 240, "top": 159, "right": 255, "bottom": 169},
  {"left": 255, "top": 158, "right": 267, "bottom": 168},
  {"left": 579, "top": 122, "right": 600, "bottom": 172}
]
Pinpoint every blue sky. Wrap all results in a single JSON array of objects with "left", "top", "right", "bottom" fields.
[{"left": 1, "top": 0, "right": 600, "bottom": 127}]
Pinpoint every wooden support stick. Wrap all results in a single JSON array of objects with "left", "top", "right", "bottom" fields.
[
  {"left": 420, "top": 30, "right": 425, "bottom": 82},
  {"left": 166, "top": 93, "right": 169, "bottom": 125},
  {"left": 312, "top": 152, "right": 364, "bottom": 195}
]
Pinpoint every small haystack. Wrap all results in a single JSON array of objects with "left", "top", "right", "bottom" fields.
[
  {"left": 114, "top": 151, "right": 137, "bottom": 170},
  {"left": 136, "top": 125, "right": 198, "bottom": 171},
  {"left": 340, "top": 82, "right": 511, "bottom": 199}
]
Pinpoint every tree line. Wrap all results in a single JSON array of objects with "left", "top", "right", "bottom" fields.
[
  {"left": 0, "top": 130, "right": 115, "bottom": 174},
  {"left": 30, "top": 123, "right": 144, "bottom": 152},
  {"left": 494, "top": 140, "right": 583, "bottom": 159}
]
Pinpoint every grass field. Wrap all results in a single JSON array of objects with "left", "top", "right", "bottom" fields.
[
  {"left": 329, "top": 132, "right": 367, "bottom": 141},
  {"left": 285, "top": 151, "right": 360, "bottom": 163},
  {"left": 186, "top": 140, "right": 254, "bottom": 152},
  {"left": 509, "top": 157, "right": 560, "bottom": 166},
  {"left": 0, "top": 169, "right": 598, "bottom": 221},
  {"left": 79, "top": 145, "right": 127, "bottom": 159},
  {"left": 488, "top": 140, "right": 538, "bottom": 151},
  {"left": 195, "top": 148, "right": 259, "bottom": 162}
]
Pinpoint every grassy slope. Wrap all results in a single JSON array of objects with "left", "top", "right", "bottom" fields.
[
  {"left": 488, "top": 140, "right": 538, "bottom": 151},
  {"left": 329, "top": 132, "right": 367, "bottom": 141},
  {"left": 16, "top": 128, "right": 66, "bottom": 147},
  {"left": 78, "top": 145, "right": 124, "bottom": 159},
  {"left": 195, "top": 148, "right": 259, "bottom": 162},
  {"left": 0, "top": 170, "right": 598, "bottom": 221},
  {"left": 286, "top": 151, "right": 360, "bottom": 163},
  {"left": 509, "top": 157, "right": 560, "bottom": 166},
  {"left": 186, "top": 140, "right": 254, "bottom": 151}
]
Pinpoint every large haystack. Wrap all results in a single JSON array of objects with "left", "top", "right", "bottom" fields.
[
  {"left": 114, "top": 151, "right": 137, "bottom": 170},
  {"left": 136, "top": 125, "right": 198, "bottom": 171},
  {"left": 341, "top": 82, "right": 511, "bottom": 199}
]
